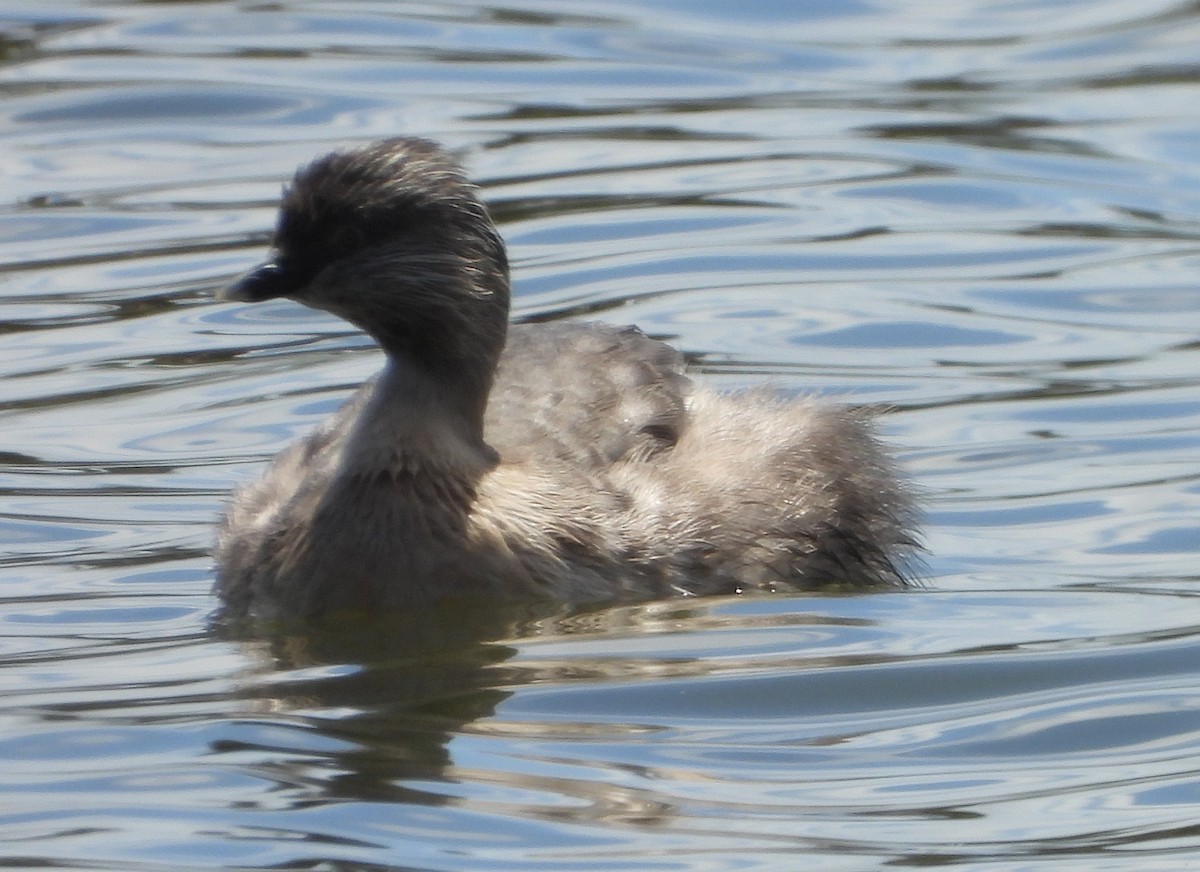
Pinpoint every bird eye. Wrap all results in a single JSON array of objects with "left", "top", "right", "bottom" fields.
[{"left": 338, "top": 224, "right": 366, "bottom": 249}]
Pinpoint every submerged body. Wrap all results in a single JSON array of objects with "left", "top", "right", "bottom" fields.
[{"left": 215, "top": 138, "right": 918, "bottom": 621}]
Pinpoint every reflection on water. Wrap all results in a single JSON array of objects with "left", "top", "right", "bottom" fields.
[{"left": 1, "top": 0, "right": 1199, "bottom": 869}]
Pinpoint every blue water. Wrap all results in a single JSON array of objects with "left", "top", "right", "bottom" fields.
[{"left": 2, "top": 1, "right": 1199, "bottom": 869}]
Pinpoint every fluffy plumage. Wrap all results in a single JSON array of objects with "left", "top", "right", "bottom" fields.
[{"left": 214, "top": 137, "right": 919, "bottom": 621}]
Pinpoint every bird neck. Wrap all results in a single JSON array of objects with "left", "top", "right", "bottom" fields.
[{"left": 340, "top": 355, "right": 498, "bottom": 481}]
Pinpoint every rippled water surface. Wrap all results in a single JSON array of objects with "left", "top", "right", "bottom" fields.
[{"left": 2, "top": 1, "right": 1200, "bottom": 869}]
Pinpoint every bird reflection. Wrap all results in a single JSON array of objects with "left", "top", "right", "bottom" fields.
[{"left": 214, "top": 597, "right": 565, "bottom": 809}]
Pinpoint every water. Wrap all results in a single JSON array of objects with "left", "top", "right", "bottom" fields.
[{"left": 2, "top": 1, "right": 1199, "bottom": 869}]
